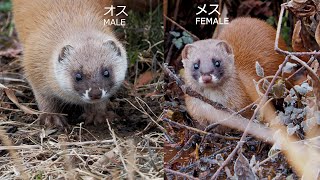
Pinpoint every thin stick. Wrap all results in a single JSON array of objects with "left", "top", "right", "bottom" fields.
[
  {"left": 170, "top": 0, "right": 181, "bottom": 31},
  {"left": 165, "top": 168, "right": 200, "bottom": 180},
  {"left": 204, "top": 97, "right": 261, "bottom": 132},
  {"left": 164, "top": 15, "right": 200, "bottom": 41},
  {"left": 258, "top": 151, "right": 281, "bottom": 166},
  {"left": 0, "top": 129, "right": 29, "bottom": 179},
  {"left": 163, "top": 117, "right": 210, "bottom": 135},
  {"left": 179, "top": 144, "right": 234, "bottom": 173},
  {"left": 162, "top": 118, "right": 239, "bottom": 141},
  {"left": 0, "top": 145, "right": 41, "bottom": 151},
  {"left": 287, "top": 57, "right": 315, "bottom": 80},
  {"left": 290, "top": 55, "right": 320, "bottom": 84}
]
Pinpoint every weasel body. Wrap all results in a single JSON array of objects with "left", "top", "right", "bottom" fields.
[
  {"left": 12, "top": 0, "right": 128, "bottom": 128},
  {"left": 182, "top": 17, "right": 286, "bottom": 125}
]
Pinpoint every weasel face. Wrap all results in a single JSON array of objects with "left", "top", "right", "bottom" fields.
[
  {"left": 192, "top": 58, "right": 225, "bottom": 87},
  {"left": 54, "top": 36, "right": 127, "bottom": 104},
  {"left": 182, "top": 39, "right": 235, "bottom": 89}
]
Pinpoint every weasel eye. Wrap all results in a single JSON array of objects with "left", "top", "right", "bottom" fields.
[
  {"left": 214, "top": 61, "right": 221, "bottom": 67},
  {"left": 103, "top": 70, "right": 110, "bottom": 78},
  {"left": 194, "top": 63, "right": 199, "bottom": 70},
  {"left": 75, "top": 73, "right": 83, "bottom": 81}
]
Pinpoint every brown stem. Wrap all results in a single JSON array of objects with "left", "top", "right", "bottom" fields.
[
  {"left": 164, "top": 15, "right": 200, "bottom": 41},
  {"left": 165, "top": 168, "right": 200, "bottom": 180}
]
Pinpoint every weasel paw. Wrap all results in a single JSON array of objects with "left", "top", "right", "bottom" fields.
[
  {"left": 80, "top": 111, "right": 119, "bottom": 125},
  {"left": 38, "top": 114, "right": 69, "bottom": 131}
]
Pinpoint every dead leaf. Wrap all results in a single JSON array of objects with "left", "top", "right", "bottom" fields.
[
  {"left": 234, "top": 152, "right": 257, "bottom": 180},
  {"left": 292, "top": 20, "right": 308, "bottom": 52},
  {"left": 0, "top": 48, "right": 22, "bottom": 58},
  {"left": 0, "top": 83, "right": 40, "bottom": 115},
  {"left": 144, "top": 90, "right": 161, "bottom": 98},
  {"left": 135, "top": 71, "right": 154, "bottom": 88},
  {"left": 315, "top": 22, "right": 320, "bottom": 46},
  {"left": 272, "top": 80, "right": 286, "bottom": 99},
  {"left": 291, "top": 0, "right": 308, "bottom": 8},
  {"left": 288, "top": 1, "right": 316, "bottom": 17}
]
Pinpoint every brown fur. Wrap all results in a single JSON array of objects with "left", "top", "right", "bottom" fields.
[
  {"left": 12, "top": 0, "right": 128, "bottom": 128},
  {"left": 182, "top": 17, "right": 287, "bottom": 126},
  {"left": 12, "top": 0, "right": 115, "bottom": 103},
  {"left": 217, "top": 17, "right": 287, "bottom": 102}
]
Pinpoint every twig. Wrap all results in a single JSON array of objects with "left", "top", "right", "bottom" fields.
[
  {"left": 163, "top": 117, "right": 210, "bottom": 135},
  {"left": 170, "top": 0, "right": 181, "bottom": 31},
  {"left": 165, "top": 43, "right": 174, "bottom": 64},
  {"left": 290, "top": 55, "right": 320, "bottom": 108},
  {"left": 0, "top": 129, "right": 29, "bottom": 179},
  {"left": 290, "top": 55, "right": 320, "bottom": 84},
  {"left": 164, "top": 15, "right": 200, "bottom": 41},
  {"left": 167, "top": 134, "right": 200, "bottom": 164},
  {"left": 57, "top": 139, "right": 114, "bottom": 147},
  {"left": 210, "top": 55, "right": 290, "bottom": 179},
  {"left": 165, "top": 168, "right": 200, "bottom": 180},
  {"left": 258, "top": 151, "right": 281, "bottom": 166},
  {"left": 204, "top": 97, "right": 261, "bottom": 132},
  {"left": 0, "top": 48, "right": 22, "bottom": 58},
  {"left": 106, "top": 119, "right": 129, "bottom": 174},
  {"left": 0, "top": 145, "right": 41, "bottom": 151},
  {"left": 286, "top": 57, "right": 315, "bottom": 81},
  {"left": 179, "top": 144, "right": 234, "bottom": 173},
  {"left": 163, "top": 0, "right": 168, "bottom": 29},
  {"left": 162, "top": 118, "right": 239, "bottom": 141},
  {"left": 123, "top": 97, "right": 169, "bottom": 136}
]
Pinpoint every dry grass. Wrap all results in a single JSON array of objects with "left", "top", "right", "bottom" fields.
[{"left": 0, "top": 119, "right": 164, "bottom": 179}]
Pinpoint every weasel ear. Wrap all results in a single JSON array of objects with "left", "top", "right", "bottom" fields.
[
  {"left": 59, "top": 45, "right": 74, "bottom": 63},
  {"left": 181, "top": 44, "right": 194, "bottom": 60},
  {"left": 103, "top": 40, "right": 122, "bottom": 56},
  {"left": 217, "top": 41, "right": 233, "bottom": 55}
]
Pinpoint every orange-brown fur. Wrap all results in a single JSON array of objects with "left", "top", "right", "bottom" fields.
[
  {"left": 182, "top": 17, "right": 287, "bottom": 126},
  {"left": 217, "top": 17, "right": 287, "bottom": 103},
  {"left": 13, "top": 0, "right": 113, "bottom": 94},
  {"left": 12, "top": 0, "right": 127, "bottom": 128}
]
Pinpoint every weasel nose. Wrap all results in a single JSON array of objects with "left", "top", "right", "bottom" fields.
[
  {"left": 201, "top": 75, "right": 212, "bottom": 83},
  {"left": 89, "top": 89, "right": 102, "bottom": 100}
]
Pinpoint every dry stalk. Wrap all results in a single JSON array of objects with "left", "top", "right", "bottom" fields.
[
  {"left": 165, "top": 168, "right": 200, "bottom": 180},
  {"left": 0, "top": 129, "right": 28, "bottom": 179},
  {"left": 165, "top": 15, "right": 200, "bottom": 41}
]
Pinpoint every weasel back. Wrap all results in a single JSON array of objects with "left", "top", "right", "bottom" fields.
[
  {"left": 217, "top": 17, "right": 287, "bottom": 101},
  {"left": 12, "top": 0, "right": 112, "bottom": 44}
]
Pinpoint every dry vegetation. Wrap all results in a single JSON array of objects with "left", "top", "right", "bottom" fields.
[{"left": 0, "top": 0, "right": 164, "bottom": 179}]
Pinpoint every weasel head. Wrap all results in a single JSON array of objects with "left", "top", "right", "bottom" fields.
[
  {"left": 53, "top": 34, "right": 127, "bottom": 104},
  {"left": 182, "top": 39, "right": 235, "bottom": 90}
]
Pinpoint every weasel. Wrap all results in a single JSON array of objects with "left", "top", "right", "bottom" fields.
[
  {"left": 182, "top": 17, "right": 287, "bottom": 127},
  {"left": 12, "top": 0, "right": 127, "bottom": 129}
]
